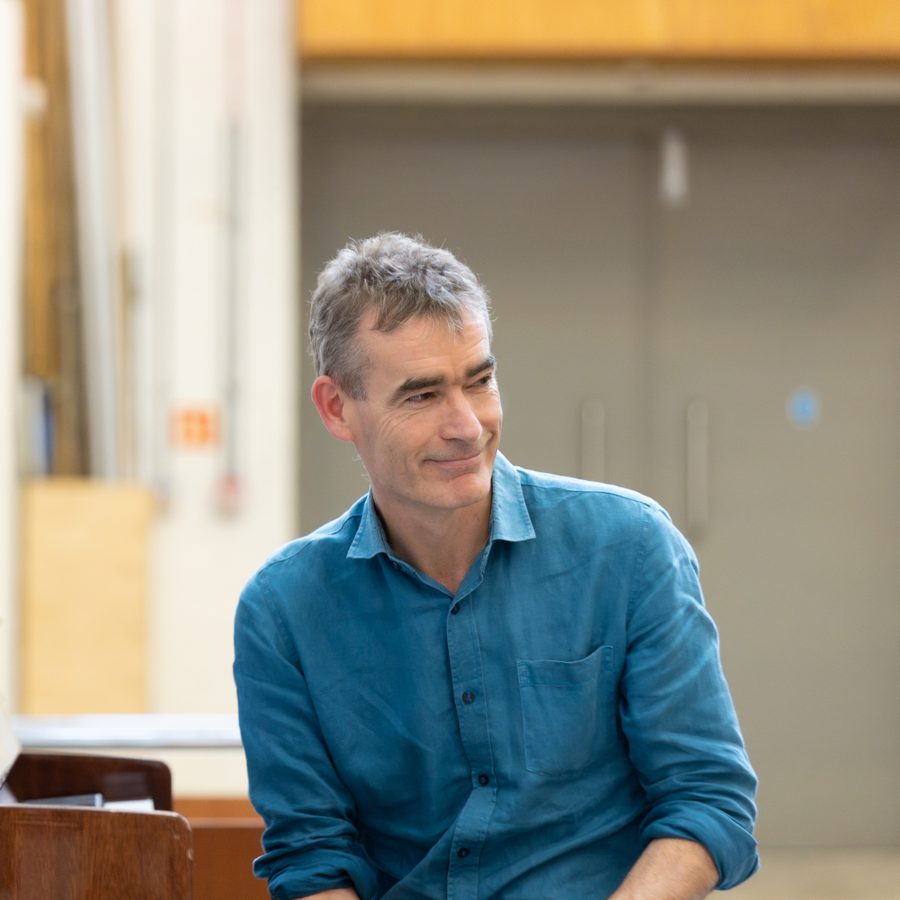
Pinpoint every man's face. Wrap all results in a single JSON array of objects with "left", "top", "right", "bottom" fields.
[{"left": 340, "top": 309, "right": 502, "bottom": 524}]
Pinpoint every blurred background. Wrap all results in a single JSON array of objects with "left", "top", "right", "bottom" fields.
[{"left": 1, "top": 1, "right": 899, "bottom": 897}]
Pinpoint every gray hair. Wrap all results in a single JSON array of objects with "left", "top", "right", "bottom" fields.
[{"left": 309, "top": 232, "right": 493, "bottom": 399}]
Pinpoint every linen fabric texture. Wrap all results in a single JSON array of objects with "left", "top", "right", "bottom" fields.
[{"left": 233, "top": 453, "right": 759, "bottom": 899}]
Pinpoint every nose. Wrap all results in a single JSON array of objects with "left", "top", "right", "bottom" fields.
[{"left": 440, "top": 392, "right": 483, "bottom": 444}]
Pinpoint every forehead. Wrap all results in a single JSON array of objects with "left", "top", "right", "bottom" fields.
[{"left": 358, "top": 310, "right": 491, "bottom": 372}]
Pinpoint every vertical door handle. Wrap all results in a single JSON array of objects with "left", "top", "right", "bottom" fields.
[
  {"left": 580, "top": 399, "right": 605, "bottom": 483},
  {"left": 686, "top": 400, "right": 709, "bottom": 536}
]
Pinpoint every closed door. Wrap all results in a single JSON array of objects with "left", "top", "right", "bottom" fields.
[
  {"left": 649, "top": 115, "right": 900, "bottom": 845},
  {"left": 300, "top": 104, "right": 900, "bottom": 845}
]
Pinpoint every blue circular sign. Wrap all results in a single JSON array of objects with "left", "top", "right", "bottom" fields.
[{"left": 787, "top": 388, "right": 821, "bottom": 428}]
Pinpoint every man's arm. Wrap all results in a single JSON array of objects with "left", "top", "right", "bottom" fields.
[
  {"left": 234, "top": 576, "right": 378, "bottom": 899},
  {"left": 609, "top": 838, "right": 719, "bottom": 900},
  {"left": 619, "top": 505, "right": 759, "bottom": 890}
]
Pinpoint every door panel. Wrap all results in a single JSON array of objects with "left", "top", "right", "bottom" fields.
[{"left": 653, "top": 119, "right": 900, "bottom": 844}]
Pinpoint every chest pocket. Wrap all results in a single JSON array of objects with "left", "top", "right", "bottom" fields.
[{"left": 517, "top": 644, "right": 616, "bottom": 777}]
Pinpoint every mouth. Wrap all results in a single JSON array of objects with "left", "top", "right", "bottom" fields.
[{"left": 425, "top": 449, "right": 484, "bottom": 470}]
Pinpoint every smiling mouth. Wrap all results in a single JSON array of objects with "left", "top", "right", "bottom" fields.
[{"left": 426, "top": 449, "right": 484, "bottom": 466}]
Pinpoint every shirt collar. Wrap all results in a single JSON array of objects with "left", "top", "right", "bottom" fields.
[
  {"left": 347, "top": 491, "right": 391, "bottom": 560},
  {"left": 347, "top": 451, "right": 535, "bottom": 561},
  {"left": 488, "top": 452, "right": 536, "bottom": 544}
]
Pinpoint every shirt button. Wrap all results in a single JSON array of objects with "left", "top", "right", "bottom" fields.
[
  {"left": 450, "top": 603, "right": 461, "bottom": 615},
  {"left": 457, "top": 847, "right": 470, "bottom": 858},
  {"left": 461, "top": 690, "right": 475, "bottom": 705},
  {"left": 477, "top": 773, "right": 490, "bottom": 786}
]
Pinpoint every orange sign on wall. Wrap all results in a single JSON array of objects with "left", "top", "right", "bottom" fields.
[{"left": 170, "top": 406, "right": 221, "bottom": 449}]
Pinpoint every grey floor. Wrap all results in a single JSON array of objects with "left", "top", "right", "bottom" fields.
[{"left": 729, "top": 849, "right": 900, "bottom": 899}]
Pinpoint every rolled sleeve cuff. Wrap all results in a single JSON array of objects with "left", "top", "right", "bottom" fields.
[
  {"left": 640, "top": 802, "right": 760, "bottom": 890},
  {"left": 261, "top": 847, "right": 379, "bottom": 900}
]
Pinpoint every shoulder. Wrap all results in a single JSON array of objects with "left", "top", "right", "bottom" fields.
[
  {"left": 241, "top": 495, "right": 367, "bottom": 602},
  {"left": 516, "top": 465, "right": 665, "bottom": 519},
  {"left": 511, "top": 464, "right": 688, "bottom": 556},
  {"left": 234, "top": 499, "right": 370, "bottom": 665}
]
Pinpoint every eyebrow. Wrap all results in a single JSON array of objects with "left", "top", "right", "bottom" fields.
[{"left": 390, "top": 355, "right": 496, "bottom": 403}]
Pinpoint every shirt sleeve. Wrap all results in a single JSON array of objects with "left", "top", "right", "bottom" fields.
[
  {"left": 233, "top": 571, "right": 379, "bottom": 900},
  {"left": 620, "top": 504, "right": 760, "bottom": 890}
]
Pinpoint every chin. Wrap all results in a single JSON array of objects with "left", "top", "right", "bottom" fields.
[{"left": 443, "top": 476, "right": 492, "bottom": 510}]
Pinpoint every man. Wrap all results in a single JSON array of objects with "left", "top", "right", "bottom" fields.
[{"left": 234, "top": 232, "right": 758, "bottom": 899}]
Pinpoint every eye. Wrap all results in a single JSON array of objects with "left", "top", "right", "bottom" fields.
[
  {"left": 405, "top": 391, "right": 435, "bottom": 404},
  {"left": 471, "top": 373, "right": 494, "bottom": 388}
]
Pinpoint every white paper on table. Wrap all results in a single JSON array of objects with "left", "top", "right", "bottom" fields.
[{"left": 103, "top": 797, "right": 156, "bottom": 812}]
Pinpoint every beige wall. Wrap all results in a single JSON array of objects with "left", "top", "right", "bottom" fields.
[{"left": 0, "top": 0, "right": 24, "bottom": 712}]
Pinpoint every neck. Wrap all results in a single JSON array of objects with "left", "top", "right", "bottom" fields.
[{"left": 376, "top": 495, "right": 492, "bottom": 595}]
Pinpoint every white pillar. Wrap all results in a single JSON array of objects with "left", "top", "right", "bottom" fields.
[{"left": 128, "top": 0, "right": 300, "bottom": 717}]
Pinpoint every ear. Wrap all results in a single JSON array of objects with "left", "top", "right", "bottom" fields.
[{"left": 311, "top": 375, "right": 356, "bottom": 442}]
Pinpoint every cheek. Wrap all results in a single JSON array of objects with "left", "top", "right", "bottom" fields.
[
  {"left": 478, "top": 392, "right": 503, "bottom": 427},
  {"left": 372, "top": 412, "right": 422, "bottom": 456}
]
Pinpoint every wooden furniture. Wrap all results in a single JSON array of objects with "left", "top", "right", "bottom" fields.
[
  {"left": 0, "top": 805, "right": 192, "bottom": 899},
  {"left": 0, "top": 751, "right": 192, "bottom": 898},
  {"left": 12, "top": 716, "right": 250, "bottom": 899},
  {"left": 5, "top": 751, "right": 172, "bottom": 809},
  {"left": 175, "top": 797, "right": 268, "bottom": 899}
]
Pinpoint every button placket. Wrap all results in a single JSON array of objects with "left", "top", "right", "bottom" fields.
[{"left": 445, "top": 586, "right": 497, "bottom": 900}]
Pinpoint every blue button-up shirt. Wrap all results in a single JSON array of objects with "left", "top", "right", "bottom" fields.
[{"left": 234, "top": 453, "right": 758, "bottom": 899}]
